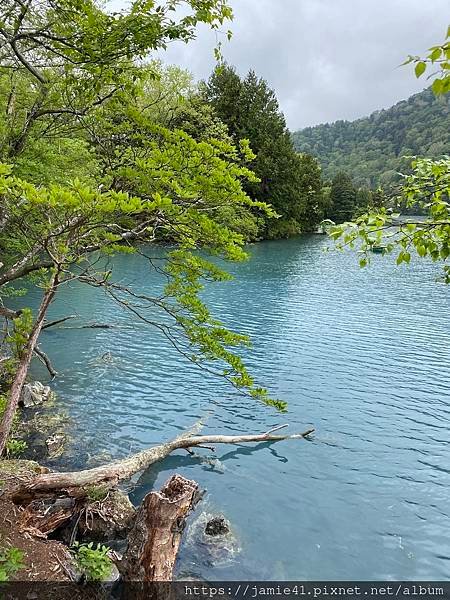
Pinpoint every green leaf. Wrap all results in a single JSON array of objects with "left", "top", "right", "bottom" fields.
[
  {"left": 432, "top": 78, "right": 444, "bottom": 94},
  {"left": 415, "top": 61, "right": 426, "bottom": 77},
  {"left": 430, "top": 47, "right": 442, "bottom": 62},
  {"left": 401, "top": 55, "right": 415, "bottom": 66}
]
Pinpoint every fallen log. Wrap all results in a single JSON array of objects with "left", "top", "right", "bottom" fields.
[
  {"left": 122, "top": 474, "right": 199, "bottom": 582},
  {"left": 20, "top": 497, "right": 77, "bottom": 536},
  {"left": 9, "top": 425, "right": 314, "bottom": 502}
]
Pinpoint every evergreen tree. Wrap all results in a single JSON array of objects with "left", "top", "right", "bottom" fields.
[
  {"left": 203, "top": 65, "right": 325, "bottom": 237},
  {"left": 329, "top": 172, "right": 357, "bottom": 223},
  {"left": 370, "top": 187, "right": 387, "bottom": 210}
]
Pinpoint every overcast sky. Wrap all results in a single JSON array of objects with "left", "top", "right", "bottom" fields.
[{"left": 156, "top": 0, "right": 448, "bottom": 130}]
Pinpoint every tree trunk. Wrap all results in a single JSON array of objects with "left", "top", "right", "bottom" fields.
[
  {"left": 122, "top": 474, "right": 199, "bottom": 582},
  {"left": 0, "top": 271, "right": 59, "bottom": 454},
  {"left": 9, "top": 425, "right": 314, "bottom": 502},
  {"left": 7, "top": 85, "right": 48, "bottom": 158}
]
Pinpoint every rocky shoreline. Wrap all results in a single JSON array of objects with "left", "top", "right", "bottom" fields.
[{"left": 0, "top": 383, "right": 239, "bottom": 588}]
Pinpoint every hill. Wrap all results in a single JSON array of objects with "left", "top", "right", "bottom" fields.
[{"left": 292, "top": 88, "right": 449, "bottom": 189}]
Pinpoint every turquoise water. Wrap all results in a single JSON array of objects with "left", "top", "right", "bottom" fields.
[{"left": 20, "top": 235, "right": 450, "bottom": 580}]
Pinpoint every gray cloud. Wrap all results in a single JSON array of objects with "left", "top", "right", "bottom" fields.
[{"left": 157, "top": 0, "right": 448, "bottom": 130}]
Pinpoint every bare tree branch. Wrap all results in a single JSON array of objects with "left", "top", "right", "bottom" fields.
[
  {"left": 9, "top": 425, "right": 315, "bottom": 500},
  {"left": 42, "top": 315, "right": 76, "bottom": 330},
  {"left": 0, "top": 305, "right": 21, "bottom": 320},
  {"left": 34, "top": 345, "right": 57, "bottom": 379}
]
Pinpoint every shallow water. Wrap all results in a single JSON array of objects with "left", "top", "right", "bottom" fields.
[{"left": 19, "top": 235, "right": 450, "bottom": 580}]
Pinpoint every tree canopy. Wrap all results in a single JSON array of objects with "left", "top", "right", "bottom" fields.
[
  {"left": 292, "top": 89, "right": 449, "bottom": 190},
  {"left": 202, "top": 64, "right": 327, "bottom": 237},
  {"left": 405, "top": 26, "right": 450, "bottom": 95},
  {"left": 0, "top": 0, "right": 232, "bottom": 158},
  {"left": 0, "top": 0, "right": 293, "bottom": 454},
  {"left": 328, "top": 172, "right": 357, "bottom": 224}
]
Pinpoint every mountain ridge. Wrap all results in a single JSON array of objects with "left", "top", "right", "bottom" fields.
[{"left": 291, "top": 88, "right": 449, "bottom": 189}]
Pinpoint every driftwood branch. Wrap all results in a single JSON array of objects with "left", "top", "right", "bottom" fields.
[
  {"left": 10, "top": 426, "right": 314, "bottom": 501},
  {"left": 42, "top": 315, "right": 76, "bottom": 330},
  {"left": 34, "top": 346, "right": 57, "bottom": 379}
]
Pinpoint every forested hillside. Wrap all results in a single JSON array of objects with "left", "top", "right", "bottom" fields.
[{"left": 292, "top": 88, "right": 449, "bottom": 188}]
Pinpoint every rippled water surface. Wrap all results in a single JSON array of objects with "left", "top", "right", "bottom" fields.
[{"left": 23, "top": 235, "right": 449, "bottom": 580}]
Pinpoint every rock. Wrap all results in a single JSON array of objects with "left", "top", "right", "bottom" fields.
[
  {"left": 20, "top": 432, "right": 48, "bottom": 462},
  {"left": 45, "top": 433, "right": 65, "bottom": 458},
  {"left": 205, "top": 516, "right": 230, "bottom": 536},
  {"left": 104, "top": 558, "right": 121, "bottom": 584},
  {"left": 182, "top": 511, "right": 240, "bottom": 568},
  {"left": 19, "top": 381, "right": 54, "bottom": 408},
  {"left": 18, "top": 409, "right": 69, "bottom": 462}
]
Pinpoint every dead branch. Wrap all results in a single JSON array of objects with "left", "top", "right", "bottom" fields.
[
  {"left": 0, "top": 305, "right": 21, "bottom": 320},
  {"left": 9, "top": 425, "right": 314, "bottom": 501},
  {"left": 34, "top": 346, "right": 57, "bottom": 379},
  {"left": 20, "top": 497, "right": 77, "bottom": 536},
  {"left": 42, "top": 315, "right": 76, "bottom": 330},
  {"left": 79, "top": 323, "right": 115, "bottom": 329}
]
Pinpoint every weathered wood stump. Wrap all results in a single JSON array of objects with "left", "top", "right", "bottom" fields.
[{"left": 122, "top": 474, "right": 199, "bottom": 582}]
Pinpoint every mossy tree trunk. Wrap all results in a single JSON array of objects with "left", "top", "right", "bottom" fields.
[{"left": 0, "top": 270, "right": 59, "bottom": 455}]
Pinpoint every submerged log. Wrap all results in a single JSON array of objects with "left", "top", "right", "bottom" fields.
[
  {"left": 122, "top": 474, "right": 199, "bottom": 582},
  {"left": 42, "top": 315, "right": 76, "bottom": 330},
  {"left": 9, "top": 425, "right": 314, "bottom": 502}
]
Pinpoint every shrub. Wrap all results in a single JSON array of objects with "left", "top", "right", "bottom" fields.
[
  {"left": 0, "top": 546, "right": 25, "bottom": 581},
  {"left": 71, "top": 542, "right": 113, "bottom": 582},
  {"left": 5, "top": 439, "right": 27, "bottom": 458}
]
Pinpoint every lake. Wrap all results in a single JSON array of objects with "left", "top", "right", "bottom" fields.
[{"left": 21, "top": 235, "right": 450, "bottom": 580}]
